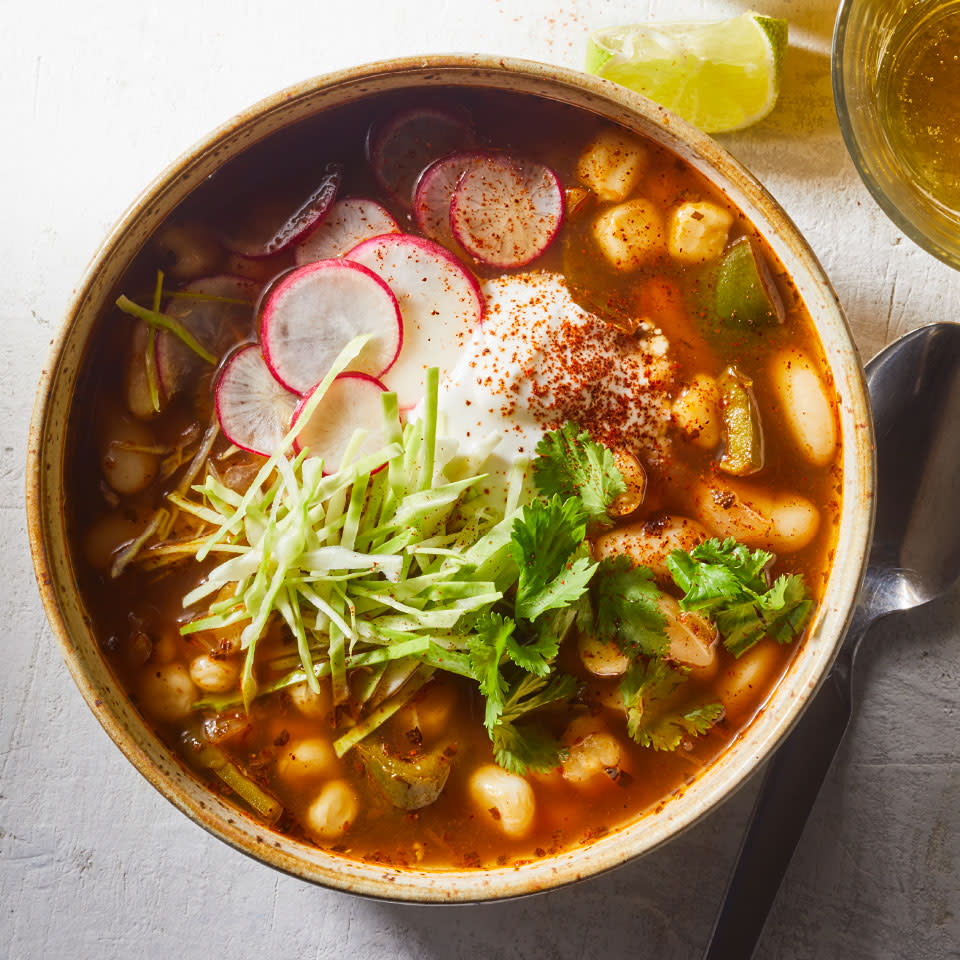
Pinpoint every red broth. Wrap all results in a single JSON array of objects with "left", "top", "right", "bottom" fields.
[{"left": 66, "top": 89, "right": 841, "bottom": 869}]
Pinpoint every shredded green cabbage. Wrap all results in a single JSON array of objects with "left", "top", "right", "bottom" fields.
[{"left": 179, "top": 353, "right": 515, "bottom": 750}]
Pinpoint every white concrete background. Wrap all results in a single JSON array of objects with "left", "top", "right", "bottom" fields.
[{"left": 2, "top": 0, "right": 958, "bottom": 957}]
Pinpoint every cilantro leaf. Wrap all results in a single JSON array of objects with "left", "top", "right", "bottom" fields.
[
  {"left": 681, "top": 702, "right": 727, "bottom": 735},
  {"left": 466, "top": 612, "right": 515, "bottom": 730},
  {"left": 499, "top": 671, "right": 578, "bottom": 723},
  {"left": 589, "top": 555, "right": 668, "bottom": 659},
  {"left": 510, "top": 496, "right": 597, "bottom": 621},
  {"left": 620, "top": 658, "right": 686, "bottom": 738},
  {"left": 665, "top": 549, "right": 742, "bottom": 610},
  {"left": 619, "top": 659, "right": 723, "bottom": 751},
  {"left": 687, "top": 538, "right": 772, "bottom": 590},
  {"left": 666, "top": 537, "right": 772, "bottom": 611},
  {"left": 666, "top": 538, "right": 812, "bottom": 657},
  {"left": 633, "top": 703, "right": 726, "bottom": 751},
  {"left": 505, "top": 615, "right": 561, "bottom": 677},
  {"left": 713, "top": 599, "right": 768, "bottom": 657},
  {"left": 489, "top": 672, "right": 577, "bottom": 775},
  {"left": 518, "top": 554, "right": 596, "bottom": 623},
  {"left": 758, "top": 574, "right": 814, "bottom": 645},
  {"left": 532, "top": 423, "right": 626, "bottom": 525},
  {"left": 492, "top": 721, "right": 567, "bottom": 775}
]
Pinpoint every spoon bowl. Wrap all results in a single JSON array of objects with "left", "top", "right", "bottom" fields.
[{"left": 867, "top": 323, "right": 960, "bottom": 610}]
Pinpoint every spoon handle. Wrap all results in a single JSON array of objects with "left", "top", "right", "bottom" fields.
[{"left": 702, "top": 665, "right": 855, "bottom": 960}]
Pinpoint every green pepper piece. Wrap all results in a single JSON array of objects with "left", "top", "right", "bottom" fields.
[
  {"left": 181, "top": 726, "right": 283, "bottom": 822},
  {"left": 357, "top": 739, "right": 452, "bottom": 811},
  {"left": 714, "top": 237, "right": 785, "bottom": 329},
  {"left": 691, "top": 237, "right": 785, "bottom": 341},
  {"left": 717, "top": 366, "right": 764, "bottom": 476}
]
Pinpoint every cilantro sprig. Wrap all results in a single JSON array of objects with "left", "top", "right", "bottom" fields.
[
  {"left": 480, "top": 433, "right": 816, "bottom": 766},
  {"left": 460, "top": 430, "right": 628, "bottom": 774},
  {"left": 665, "top": 538, "right": 813, "bottom": 657},
  {"left": 491, "top": 673, "right": 578, "bottom": 774},
  {"left": 467, "top": 612, "right": 516, "bottom": 731},
  {"left": 619, "top": 659, "right": 724, "bottom": 751},
  {"left": 582, "top": 555, "right": 669, "bottom": 659},
  {"left": 532, "top": 422, "right": 626, "bottom": 525},
  {"left": 511, "top": 496, "right": 597, "bottom": 621},
  {"left": 465, "top": 495, "right": 595, "bottom": 773}
]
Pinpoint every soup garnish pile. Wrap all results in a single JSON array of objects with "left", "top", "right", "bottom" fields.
[{"left": 70, "top": 91, "right": 840, "bottom": 868}]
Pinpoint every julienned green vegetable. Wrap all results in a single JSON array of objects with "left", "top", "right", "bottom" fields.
[
  {"left": 171, "top": 338, "right": 813, "bottom": 775},
  {"left": 181, "top": 724, "right": 283, "bottom": 822},
  {"left": 118, "top": 269, "right": 254, "bottom": 416}
]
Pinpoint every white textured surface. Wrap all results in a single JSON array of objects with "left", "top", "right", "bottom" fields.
[{"left": 3, "top": 1, "right": 959, "bottom": 957}]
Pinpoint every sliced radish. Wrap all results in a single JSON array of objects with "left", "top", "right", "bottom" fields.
[
  {"left": 368, "top": 107, "right": 474, "bottom": 208},
  {"left": 450, "top": 154, "right": 564, "bottom": 268},
  {"left": 294, "top": 198, "right": 399, "bottom": 265},
  {"left": 291, "top": 372, "right": 387, "bottom": 468},
  {"left": 345, "top": 234, "right": 483, "bottom": 408},
  {"left": 156, "top": 275, "right": 260, "bottom": 399},
  {"left": 220, "top": 163, "right": 342, "bottom": 259},
  {"left": 259, "top": 259, "right": 402, "bottom": 394},
  {"left": 215, "top": 345, "right": 299, "bottom": 456},
  {"left": 413, "top": 151, "right": 486, "bottom": 250}
]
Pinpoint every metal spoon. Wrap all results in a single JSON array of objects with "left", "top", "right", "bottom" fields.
[{"left": 703, "top": 322, "right": 960, "bottom": 960}]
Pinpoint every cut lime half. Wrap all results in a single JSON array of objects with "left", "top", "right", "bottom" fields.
[{"left": 585, "top": 12, "right": 787, "bottom": 134}]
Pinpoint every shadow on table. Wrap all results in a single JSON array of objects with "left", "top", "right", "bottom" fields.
[
  {"left": 717, "top": 0, "right": 848, "bottom": 184},
  {"left": 760, "top": 586, "right": 960, "bottom": 960},
  {"left": 727, "top": 0, "right": 838, "bottom": 46},
  {"left": 360, "top": 784, "right": 757, "bottom": 960}
]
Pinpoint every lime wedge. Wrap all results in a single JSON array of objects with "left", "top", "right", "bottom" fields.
[{"left": 585, "top": 12, "right": 787, "bottom": 133}]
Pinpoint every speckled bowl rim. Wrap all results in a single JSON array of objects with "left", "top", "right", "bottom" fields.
[{"left": 26, "top": 54, "right": 875, "bottom": 903}]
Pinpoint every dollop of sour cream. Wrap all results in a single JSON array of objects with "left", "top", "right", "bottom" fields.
[{"left": 432, "top": 271, "right": 673, "bottom": 490}]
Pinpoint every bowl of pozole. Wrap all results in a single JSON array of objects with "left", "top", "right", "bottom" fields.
[{"left": 26, "top": 55, "right": 873, "bottom": 900}]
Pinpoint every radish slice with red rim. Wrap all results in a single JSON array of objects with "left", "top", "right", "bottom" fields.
[
  {"left": 291, "top": 372, "right": 387, "bottom": 467},
  {"left": 156, "top": 275, "right": 260, "bottom": 399},
  {"left": 294, "top": 198, "right": 399, "bottom": 265},
  {"left": 450, "top": 154, "right": 564, "bottom": 268},
  {"left": 215, "top": 344, "right": 299, "bottom": 456},
  {"left": 345, "top": 234, "right": 483, "bottom": 409},
  {"left": 259, "top": 259, "right": 402, "bottom": 394},
  {"left": 413, "top": 151, "right": 486, "bottom": 250},
  {"left": 368, "top": 107, "right": 475, "bottom": 208},
  {"left": 219, "top": 163, "right": 342, "bottom": 259}
]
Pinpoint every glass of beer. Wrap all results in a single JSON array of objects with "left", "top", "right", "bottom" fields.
[{"left": 834, "top": 0, "right": 960, "bottom": 268}]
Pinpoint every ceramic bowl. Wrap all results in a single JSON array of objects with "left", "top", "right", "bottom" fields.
[{"left": 26, "top": 54, "right": 874, "bottom": 901}]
